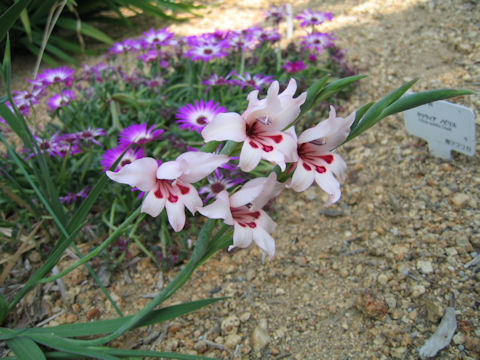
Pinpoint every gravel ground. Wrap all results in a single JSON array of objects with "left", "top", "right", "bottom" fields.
[{"left": 4, "top": 0, "right": 480, "bottom": 359}]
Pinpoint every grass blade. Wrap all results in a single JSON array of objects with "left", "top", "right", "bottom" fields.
[
  {"left": 6, "top": 336, "right": 46, "bottom": 360},
  {"left": 0, "top": 0, "right": 31, "bottom": 43},
  {"left": 28, "top": 298, "right": 224, "bottom": 337}
]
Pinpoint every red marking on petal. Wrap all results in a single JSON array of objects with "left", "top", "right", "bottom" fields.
[
  {"left": 319, "top": 154, "right": 334, "bottom": 164},
  {"left": 249, "top": 141, "right": 259, "bottom": 149},
  {"left": 247, "top": 222, "right": 257, "bottom": 228},
  {"left": 238, "top": 222, "right": 247, "bottom": 228},
  {"left": 262, "top": 144, "right": 273, "bottom": 152},
  {"left": 177, "top": 184, "right": 190, "bottom": 195},
  {"left": 303, "top": 163, "right": 312, "bottom": 171},
  {"left": 268, "top": 134, "right": 283, "bottom": 143},
  {"left": 251, "top": 211, "right": 261, "bottom": 219},
  {"left": 315, "top": 166, "right": 326, "bottom": 173},
  {"left": 168, "top": 193, "right": 178, "bottom": 203},
  {"left": 154, "top": 188, "right": 163, "bottom": 198}
]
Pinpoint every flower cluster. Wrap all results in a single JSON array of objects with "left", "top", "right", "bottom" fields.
[{"left": 108, "top": 79, "right": 355, "bottom": 258}]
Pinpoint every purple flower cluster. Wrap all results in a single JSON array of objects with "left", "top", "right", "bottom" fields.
[
  {"left": 202, "top": 71, "right": 274, "bottom": 93},
  {"left": 60, "top": 186, "right": 90, "bottom": 204},
  {"left": 29, "top": 127, "right": 105, "bottom": 159},
  {"left": 182, "top": 26, "right": 281, "bottom": 63}
]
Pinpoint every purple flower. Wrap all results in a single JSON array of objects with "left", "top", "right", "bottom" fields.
[
  {"left": 202, "top": 71, "right": 239, "bottom": 91},
  {"left": 176, "top": 100, "right": 227, "bottom": 133},
  {"left": 75, "top": 127, "right": 105, "bottom": 147},
  {"left": 118, "top": 123, "right": 164, "bottom": 146},
  {"left": 47, "top": 90, "right": 76, "bottom": 111},
  {"left": 141, "top": 28, "right": 175, "bottom": 48},
  {"left": 199, "top": 171, "right": 246, "bottom": 202},
  {"left": 184, "top": 34, "right": 230, "bottom": 62},
  {"left": 258, "top": 29, "right": 281, "bottom": 44},
  {"left": 282, "top": 60, "right": 308, "bottom": 73},
  {"left": 234, "top": 72, "right": 274, "bottom": 90},
  {"left": 29, "top": 132, "right": 81, "bottom": 158},
  {"left": 301, "top": 32, "right": 335, "bottom": 53},
  {"left": 184, "top": 42, "right": 230, "bottom": 62},
  {"left": 108, "top": 40, "right": 132, "bottom": 55},
  {"left": 35, "top": 67, "right": 75, "bottom": 87},
  {"left": 265, "top": 5, "right": 287, "bottom": 25},
  {"left": 296, "top": 9, "right": 333, "bottom": 28},
  {"left": 227, "top": 30, "right": 258, "bottom": 51},
  {"left": 100, "top": 145, "right": 145, "bottom": 172},
  {"left": 60, "top": 186, "right": 90, "bottom": 204}
]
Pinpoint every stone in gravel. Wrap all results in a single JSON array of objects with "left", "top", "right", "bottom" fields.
[
  {"left": 194, "top": 340, "right": 207, "bottom": 354},
  {"left": 411, "top": 285, "right": 426, "bottom": 298},
  {"left": 453, "top": 333, "right": 465, "bottom": 345},
  {"left": 425, "top": 300, "right": 443, "bottom": 323},
  {"left": 417, "top": 260, "right": 434, "bottom": 274},
  {"left": 97, "top": 265, "right": 111, "bottom": 287},
  {"left": 449, "top": 193, "right": 469, "bottom": 208},
  {"left": 355, "top": 289, "right": 388, "bottom": 319},
  {"left": 239, "top": 312, "right": 251, "bottom": 322},
  {"left": 221, "top": 315, "right": 240, "bottom": 335},
  {"left": 225, "top": 333, "right": 242, "bottom": 349},
  {"left": 252, "top": 319, "right": 271, "bottom": 353}
]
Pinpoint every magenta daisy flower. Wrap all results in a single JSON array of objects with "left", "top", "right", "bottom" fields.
[
  {"left": 202, "top": 71, "right": 239, "bottom": 91},
  {"left": 234, "top": 72, "right": 274, "bottom": 90},
  {"left": 301, "top": 32, "right": 336, "bottom": 53},
  {"left": 47, "top": 90, "right": 76, "bottom": 111},
  {"left": 176, "top": 100, "right": 227, "bottom": 133},
  {"left": 199, "top": 171, "right": 246, "bottom": 202},
  {"left": 36, "top": 67, "right": 75, "bottom": 87},
  {"left": 296, "top": 9, "right": 333, "bottom": 28},
  {"left": 100, "top": 145, "right": 145, "bottom": 172},
  {"left": 141, "top": 27, "right": 175, "bottom": 48},
  {"left": 118, "top": 124, "right": 164, "bottom": 146},
  {"left": 282, "top": 60, "right": 308, "bottom": 73},
  {"left": 265, "top": 5, "right": 287, "bottom": 25},
  {"left": 75, "top": 127, "right": 106, "bottom": 147},
  {"left": 184, "top": 42, "right": 230, "bottom": 62}
]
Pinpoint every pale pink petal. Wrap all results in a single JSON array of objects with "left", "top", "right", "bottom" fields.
[
  {"left": 106, "top": 157, "right": 157, "bottom": 192},
  {"left": 269, "top": 92, "right": 306, "bottom": 131},
  {"left": 176, "top": 181, "right": 202, "bottom": 214},
  {"left": 288, "top": 160, "right": 315, "bottom": 192},
  {"left": 165, "top": 198, "right": 186, "bottom": 232},
  {"left": 261, "top": 147, "right": 287, "bottom": 171},
  {"left": 230, "top": 223, "right": 253, "bottom": 250},
  {"left": 230, "top": 177, "right": 269, "bottom": 208},
  {"left": 263, "top": 130, "right": 298, "bottom": 166},
  {"left": 198, "top": 190, "right": 233, "bottom": 225},
  {"left": 141, "top": 190, "right": 166, "bottom": 217},
  {"left": 156, "top": 160, "right": 183, "bottom": 180},
  {"left": 257, "top": 210, "right": 276, "bottom": 234},
  {"left": 253, "top": 173, "right": 281, "bottom": 209},
  {"left": 201, "top": 112, "right": 246, "bottom": 142},
  {"left": 314, "top": 170, "right": 341, "bottom": 206},
  {"left": 239, "top": 141, "right": 263, "bottom": 172},
  {"left": 252, "top": 226, "right": 276, "bottom": 259},
  {"left": 327, "top": 154, "right": 347, "bottom": 181},
  {"left": 298, "top": 106, "right": 355, "bottom": 150},
  {"left": 297, "top": 118, "right": 330, "bottom": 144},
  {"left": 177, "top": 152, "right": 229, "bottom": 183}
]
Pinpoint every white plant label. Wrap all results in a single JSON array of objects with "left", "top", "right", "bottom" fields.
[{"left": 404, "top": 97, "right": 476, "bottom": 160}]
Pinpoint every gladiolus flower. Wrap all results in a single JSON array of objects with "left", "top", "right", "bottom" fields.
[
  {"left": 288, "top": 106, "right": 355, "bottom": 206},
  {"left": 199, "top": 173, "right": 281, "bottom": 258},
  {"left": 106, "top": 152, "right": 229, "bottom": 231},
  {"left": 201, "top": 79, "right": 306, "bottom": 172}
]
